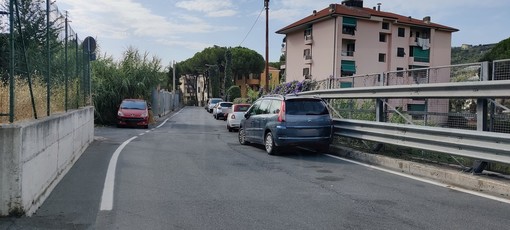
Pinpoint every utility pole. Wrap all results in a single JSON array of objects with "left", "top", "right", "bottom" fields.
[
  {"left": 172, "top": 60, "right": 176, "bottom": 110},
  {"left": 264, "top": 0, "right": 270, "bottom": 93}
]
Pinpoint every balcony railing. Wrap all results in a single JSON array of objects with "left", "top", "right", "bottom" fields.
[
  {"left": 341, "top": 50, "right": 354, "bottom": 57},
  {"left": 305, "top": 35, "right": 313, "bottom": 45}
]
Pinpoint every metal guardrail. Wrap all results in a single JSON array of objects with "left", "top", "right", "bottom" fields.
[
  {"left": 334, "top": 119, "right": 510, "bottom": 164},
  {"left": 300, "top": 80, "right": 510, "bottom": 99},
  {"left": 298, "top": 76, "right": 510, "bottom": 165}
]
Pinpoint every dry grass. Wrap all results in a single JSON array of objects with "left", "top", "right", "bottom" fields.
[{"left": 0, "top": 76, "right": 82, "bottom": 124}]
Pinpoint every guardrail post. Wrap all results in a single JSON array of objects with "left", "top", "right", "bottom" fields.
[{"left": 473, "top": 62, "right": 490, "bottom": 173}]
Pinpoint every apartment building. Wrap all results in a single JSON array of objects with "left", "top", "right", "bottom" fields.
[
  {"left": 276, "top": 0, "right": 458, "bottom": 82},
  {"left": 235, "top": 65, "right": 280, "bottom": 97},
  {"left": 180, "top": 75, "right": 207, "bottom": 106}
]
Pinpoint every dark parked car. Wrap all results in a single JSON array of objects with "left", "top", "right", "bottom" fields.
[
  {"left": 238, "top": 95, "right": 333, "bottom": 155},
  {"left": 117, "top": 99, "right": 150, "bottom": 129}
]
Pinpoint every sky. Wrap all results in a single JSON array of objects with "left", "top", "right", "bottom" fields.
[{"left": 58, "top": 0, "right": 510, "bottom": 69}]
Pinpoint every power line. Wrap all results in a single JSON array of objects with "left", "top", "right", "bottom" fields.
[{"left": 239, "top": 6, "right": 264, "bottom": 46}]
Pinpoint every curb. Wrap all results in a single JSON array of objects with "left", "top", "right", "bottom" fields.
[{"left": 330, "top": 145, "right": 510, "bottom": 199}]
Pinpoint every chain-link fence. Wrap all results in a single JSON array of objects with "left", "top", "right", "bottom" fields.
[{"left": 0, "top": 0, "right": 90, "bottom": 124}]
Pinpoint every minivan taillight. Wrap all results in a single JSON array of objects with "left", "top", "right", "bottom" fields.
[{"left": 277, "top": 101, "right": 286, "bottom": 122}]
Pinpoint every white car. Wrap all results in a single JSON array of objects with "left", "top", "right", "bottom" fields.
[
  {"left": 226, "top": 104, "right": 251, "bottom": 131},
  {"left": 213, "top": 102, "right": 233, "bottom": 120},
  {"left": 207, "top": 98, "right": 223, "bottom": 113}
]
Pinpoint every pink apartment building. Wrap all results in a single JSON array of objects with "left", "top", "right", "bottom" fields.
[{"left": 276, "top": 0, "right": 458, "bottom": 82}]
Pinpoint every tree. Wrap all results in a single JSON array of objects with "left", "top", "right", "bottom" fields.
[
  {"left": 231, "top": 46, "right": 264, "bottom": 84},
  {"left": 479, "top": 37, "right": 510, "bottom": 62},
  {"left": 224, "top": 48, "right": 233, "bottom": 96},
  {"left": 0, "top": 0, "right": 63, "bottom": 81},
  {"left": 226, "top": 85, "right": 241, "bottom": 101}
]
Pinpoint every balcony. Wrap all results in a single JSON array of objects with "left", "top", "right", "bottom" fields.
[
  {"left": 304, "top": 55, "right": 313, "bottom": 64},
  {"left": 341, "top": 50, "right": 354, "bottom": 57},
  {"left": 304, "top": 35, "right": 313, "bottom": 45}
]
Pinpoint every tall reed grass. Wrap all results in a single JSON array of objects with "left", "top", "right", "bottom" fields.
[{"left": 0, "top": 76, "right": 82, "bottom": 124}]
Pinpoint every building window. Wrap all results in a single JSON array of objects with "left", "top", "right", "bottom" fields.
[
  {"left": 382, "top": 22, "right": 389, "bottom": 30},
  {"left": 396, "top": 67, "right": 404, "bottom": 77},
  {"left": 378, "top": 53, "right": 386, "bottom": 62},
  {"left": 304, "top": 26, "right": 312, "bottom": 39},
  {"left": 303, "top": 68, "right": 310, "bottom": 79},
  {"left": 343, "top": 26, "right": 355, "bottom": 35},
  {"left": 341, "top": 60, "right": 356, "bottom": 76},
  {"left": 303, "top": 49, "right": 311, "bottom": 59},
  {"left": 379, "top": 33, "right": 386, "bottom": 42},
  {"left": 411, "top": 46, "right": 430, "bottom": 62},
  {"left": 407, "top": 104, "right": 426, "bottom": 120},
  {"left": 398, "top": 27, "right": 406, "bottom": 37},
  {"left": 397, "top": 47, "right": 405, "bottom": 57},
  {"left": 342, "top": 17, "right": 357, "bottom": 35},
  {"left": 346, "top": 43, "right": 355, "bottom": 56}
]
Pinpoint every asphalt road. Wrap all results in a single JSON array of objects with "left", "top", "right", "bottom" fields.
[{"left": 1, "top": 106, "right": 510, "bottom": 229}]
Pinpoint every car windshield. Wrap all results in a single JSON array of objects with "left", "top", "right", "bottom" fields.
[
  {"left": 211, "top": 99, "right": 222, "bottom": 104},
  {"left": 234, "top": 105, "right": 250, "bottom": 112},
  {"left": 285, "top": 99, "right": 328, "bottom": 115},
  {"left": 120, "top": 101, "right": 146, "bottom": 110}
]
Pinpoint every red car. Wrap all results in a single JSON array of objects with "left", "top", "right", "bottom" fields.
[{"left": 117, "top": 99, "right": 149, "bottom": 129}]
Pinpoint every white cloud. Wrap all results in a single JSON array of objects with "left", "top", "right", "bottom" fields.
[
  {"left": 63, "top": 0, "right": 230, "bottom": 40},
  {"left": 156, "top": 39, "right": 212, "bottom": 51},
  {"left": 175, "top": 0, "right": 237, "bottom": 17}
]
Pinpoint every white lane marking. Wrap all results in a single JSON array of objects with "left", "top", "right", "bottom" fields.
[
  {"left": 145, "top": 130, "right": 150, "bottom": 133},
  {"left": 100, "top": 136, "right": 138, "bottom": 211},
  {"left": 325, "top": 154, "right": 510, "bottom": 204},
  {"left": 99, "top": 108, "right": 184, "bottom": 211},
  {"left": 155, "top": 108, "right": 183, "bottom": 129}
]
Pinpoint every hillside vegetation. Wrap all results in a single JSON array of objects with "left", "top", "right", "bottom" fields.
[{"left": 451, "top": 44, "right": 495, "bottom": 64}]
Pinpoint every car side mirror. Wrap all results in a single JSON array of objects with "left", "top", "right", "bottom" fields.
[{"left": 244, "top": 113, "right": 251, "bottom": 119}]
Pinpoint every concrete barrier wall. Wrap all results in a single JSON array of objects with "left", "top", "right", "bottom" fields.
[{"left": 0, "top": 106, "right": 94, "bottom": 216}]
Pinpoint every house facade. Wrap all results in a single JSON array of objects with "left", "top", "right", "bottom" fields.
[
  {"left": 276, "top": 0, "right": 458, "bottom": 82},
  {"left": 180, "top": 75, "right": 207, "bottom": 106},
  {"left": 235, "top": 66, "right": 280, "bottom": 98}
]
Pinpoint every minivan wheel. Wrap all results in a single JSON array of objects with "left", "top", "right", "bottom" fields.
[
  {"left": 239, "top": 127, "right": 248, "bottom": 145},
  {"left": 265, "top": 132, "right": 278, "bottom": 155}
]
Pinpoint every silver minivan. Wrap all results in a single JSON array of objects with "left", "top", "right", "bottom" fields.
[{"left": 239, "top": 95, "right": 333, "bottom": 155}]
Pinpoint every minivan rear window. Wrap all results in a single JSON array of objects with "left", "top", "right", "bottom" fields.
[{"left": 285, "top": 99, "right": 329, "bottom": 115}]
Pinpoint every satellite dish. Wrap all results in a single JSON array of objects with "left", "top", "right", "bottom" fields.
[{"left": 82, "top": 36, "right": 96, "bottom": 53}]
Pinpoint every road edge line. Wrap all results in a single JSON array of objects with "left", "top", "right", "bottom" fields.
[{"left": 99, "top": 136, "right": 138, "bottom": 211}]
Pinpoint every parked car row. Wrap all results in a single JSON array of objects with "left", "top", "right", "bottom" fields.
[{"left": 208, "top": 95, "right": 334, "bottom": 156}]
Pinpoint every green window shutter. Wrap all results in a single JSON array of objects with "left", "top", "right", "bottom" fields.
[
  {"left": 407, "top": 104, "right": 426, "bottom": 111},
  {"left": 341, "top": 60, "right": 356, "bottom": 73},
  {"left": 413, "top": 47, "right": 430, "bottom": 63},
  {"left": 340, "top": 82, "right": 353, "bottom": 88},
  {"left": 343, "top": 17, "right": 357, "bottom": 27}
]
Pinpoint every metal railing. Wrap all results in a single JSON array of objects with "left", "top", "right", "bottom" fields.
[{"left": 299, "top": 62, "right": 510, "bottom": 164}]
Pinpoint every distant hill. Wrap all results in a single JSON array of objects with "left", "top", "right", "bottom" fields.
[{"left": 451, "top": 44, "right": 496, "bottom": 64}]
